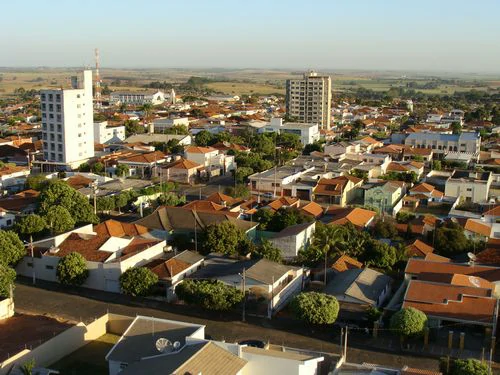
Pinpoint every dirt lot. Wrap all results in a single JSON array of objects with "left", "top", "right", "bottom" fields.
[{"left": 0, "top": 314, "right": 72, "bottom": 362}]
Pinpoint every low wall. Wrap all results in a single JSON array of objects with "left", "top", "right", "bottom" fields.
[
  {"left": 0, "top": 313, "right": 131, "bottom": 375},
  {"left": 0, "top": 298, "right": 14, "bottom": 320}
]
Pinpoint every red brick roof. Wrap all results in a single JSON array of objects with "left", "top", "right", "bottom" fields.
[
  {"left": 326, "top": 207, "right": 376, "bottom": 228},
  {"left": 406, "top": 239, "right": 434, "bottom": 257},
  {"left": 300, "top": 201, "right": 324, "bottom": 218},
  {"left": 267, "top": 196, "right": 300, "bottom": 211},
  {"left": 331, "top": 254, "right": 363, "bottom": 272}
]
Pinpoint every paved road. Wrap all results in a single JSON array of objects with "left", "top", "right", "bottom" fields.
[{"left": 13, "top": 283, "right": 442, "bottom": 371}]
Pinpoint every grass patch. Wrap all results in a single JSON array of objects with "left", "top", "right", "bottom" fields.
[
  {"left": 205, "top": 81, "right": 284, "bottom": 95},
  {"left": 49, "top": 334, "right": 119, "bottom": 375}
]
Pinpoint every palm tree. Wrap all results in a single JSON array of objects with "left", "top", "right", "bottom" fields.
[{"left": 141, "top": 103, "right": 153, "bottom": 125}]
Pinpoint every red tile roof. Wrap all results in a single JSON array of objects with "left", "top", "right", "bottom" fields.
[
  {"left": 300, "top": 201, "right": 324, "bottom": 218},
  {"left": 185, "top": 145, "right": 217, "bottom": 154},
  {"left": 326, "top": 207, "right": 376, "bottom": 228},
  {"left": 406, "top": 258, "right": 500, "bottom": 282},
  {"left": 406, "top": 239, "right": 434, "bottom": 257},
  {"left": 267, "top": 196, "right": 300, "bottom": 211},
  {"left": 331, "top": 255, "right": 363, "bottom": 273}
]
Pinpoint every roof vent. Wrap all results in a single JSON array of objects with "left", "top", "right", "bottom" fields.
[{"left": 155, "top": 338, "right": 172, "bottom": 353}]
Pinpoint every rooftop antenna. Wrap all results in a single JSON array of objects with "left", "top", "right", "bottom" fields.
[
  {"left": 94, "top": 48, "right": 102, "bottom": 109},
  {"left": 467, "top": 252, "right": 477, "bottom": 265}
]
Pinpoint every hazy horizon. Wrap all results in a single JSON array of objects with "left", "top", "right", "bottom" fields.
[{"left": 2, "top": 0, "right": 499, "bottom": 73}]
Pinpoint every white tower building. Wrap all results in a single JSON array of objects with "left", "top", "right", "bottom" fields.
[{"left": 41, "top": 70, "right": 94, "bottom": 168}]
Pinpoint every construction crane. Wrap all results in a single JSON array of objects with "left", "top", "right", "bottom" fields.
[{"left": 94, "top": 48, "right": 102, "bottom": 109}]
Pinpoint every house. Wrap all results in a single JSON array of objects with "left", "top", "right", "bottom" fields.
[
  {"left": 211, "top": 141, "right": 250, "bottom": 154},
  {"left": 0, "top": 207, "right": 15, "bottom": 228},
  {"left": 405, "top": 239, "right": 434, "bottom": 258},
  {"left": 402, "top": 276, "right": 497, "bottom": 328},
  {"left": 16, "top": 220, "right": 167, "bottom": 293},
  {"left": 364, "top": 181, "right": 404, "bottom": 214},
  {"left": 265, "top": 196, "right": 300, "bottom": 211},
  {"left": 0, "top": 145, "right": 29, "bottom": 165},
  {"left": 190, "top": 255, "right": 304, "bottom": 317},
  {"left": 373, "top": 144, "right": 405, "bottom": 160},
  {"left": 300, "top": 201, "right": 324, "bottom": 219},
  {"left": 145, "top": 250, "right": 204, "bottom": 301},
  {"left": 249, "top": 165, "right": 314, "bottom": 197},
  {"left": 445, "top": 170, "right": 493, "bottom": 203},
  {"left": 156, "top": 157, "right": 203, "bottom": 185},
  {"left": 404, "top": 132, "right": 481, "bottom": 154},
  {"left": 184, "top": 145, "right": 235, "bottom": 176},
  {"left": 313, "top": 175, "right": 363, "bottom": 206},
  {"left": 268, "top": 221, "right": 316, "bottom": 259},
  {"left": 402, "top": 146, "right": 433, "bottom": 163},
  {"left": 0, "top": 164, "right": 30, "bottom": 192},
  {"left": 0, "top": 189, "right": 40, "bottom": 214},
  {"left": 322, "top": 207, "right": 377, "bottom": 229},
  {"left": 105, "top": 315, "right": 324, "bottom": 375},
  {"left": 116, "top": 151, "right": 167, "bottom": 178},
  {"left": 354, "top": 136, "right": 383, "bottom": 152},
  {"left": 456, "top": 218, "right": 492, "bottom": 241},
  {"left": 331, "top": 254, "right": 363, "bottom": 273},
  {"left": 385, "top": 161, "right": 424, "bottom": 178},
  {"left": 153, "top": 117, "right": 189, "bottom": 133},
  {"left": 134, "top": 206, "right": 258, "bottom": 242},
  {"left": 259, "top": 117, "right": 320, "bottom": 145},
  {"left": 124, "top": 133, "right": 192, "bottom": 146},
  {"left": 403, "top": 182, "right": 444, "bottom": 210},
  {"left": 324, "top": 268, "right": 392, "bottom": 312},
  {"left": 324, "top": 141, "right": 360, "bottom": 156},
  {"left": 93, "top": 121, "right": 126, "bottom": 144}
]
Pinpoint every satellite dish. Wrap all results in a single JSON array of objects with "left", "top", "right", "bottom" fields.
[
  {"left": 155, "top": 338, "right": 172, "bottom": 353},
  {"left": 467, "top": 252, "right": 477, "bottom": 262},
  {"left": 173, "top": 341, "right": 181, "bottom": 351}
]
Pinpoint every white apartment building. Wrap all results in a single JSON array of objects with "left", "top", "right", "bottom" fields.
[
  {"left": 41, "top": 70, "right": 94, "bottom": 167},
  {"left": 94, "top": 121, "right": 126, "bottom": 144},
  {"left": 286, "top": 70, "right": 332, "bottom": 130},
  {"left": 259, "top": 117, "right": 320, "bottom": 145}
]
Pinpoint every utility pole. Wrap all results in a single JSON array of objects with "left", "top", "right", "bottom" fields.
[
  {"left": 242, "top": 268, "right": 246, "bottom": 322},
  {"left": 194, "top": 208, "right": 198, "bottom": 253},
  {"left": 344, "top": 326, "right": 348, "bottom": 361},
  {"left": 29, "top": 235, "right": 36, "bottom": 285}
]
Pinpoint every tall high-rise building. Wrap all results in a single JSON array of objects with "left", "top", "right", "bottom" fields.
[
  {"left": 285, "top": 71, "right": 332, "bottom": 130},
  {"left": 41, "top": 70, "right": 94, "bottom": 167}
]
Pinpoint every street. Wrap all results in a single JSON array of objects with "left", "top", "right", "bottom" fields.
[{"left": 13, "top": 282, "right": 442, "bottom": 371}]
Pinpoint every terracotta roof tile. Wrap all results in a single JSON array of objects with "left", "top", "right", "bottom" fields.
[
  {"left": 406, "top": 239, "right": 434, "bottom": 257},
  {"left": 406, "top": 258, "right": 500, "bottom": 282},
  {"left": 331, "top": 255, "right": 363, "bottom": 272},
  {"left": 185, "top": 145, "right": 217, "bottom": 154},
  {"left": 267, "top": 196, "right": 299, "bottom": 211},
  {"left": 300, "top": 201, "right": 324, "bottom": 218},
  {"left": 326, "top": 207, "right": 376, "bottom": 228},
  {"left": 464, "top": 219, "right": 491, "bottom": 237},
  {"left": 163, "top": 157, "right": 201, "bottom": 170}
]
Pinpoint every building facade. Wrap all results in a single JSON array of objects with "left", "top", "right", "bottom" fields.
[
  {"left": 404, "top": 132, "right": 481, "bottom": 154},
  {"left": 260, "top": 117, "right": 320, "bottom": 145},
  {"left": 41, "top": 70, "right": 94, "bottom": 167},
  {"left": 286, "top": 71, "right": 332, "bottom": 130},
  {"left": 93, "top": 121, "right": 126, "bottom": 144}
]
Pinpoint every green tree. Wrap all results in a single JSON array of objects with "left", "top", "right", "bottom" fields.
[
  {"left": 39, "top": 180, "right": 98, "bottom": 225},
  {"left": 434, "top": 222, "right": 470, "bottom": 256},
  {"left": 15, "top": 214, "right": 46, "bottom": 240},
  {"left": 115, "top": 164, "right": 129, "bottom": 177},
  {"left": 432, "top": 160, "right": 442, "bottom": 171},
  {"left": 250, "top": 133, "right": 275, "bottom": 155},
  {"left": 157, "top": 192, "right": 186, "bottom": 206},
  {"left": 96, "top": 196, "right": 115, "bottom": 212},
  {"left": 253, "top": 209, "right": 274, "bottom": 230},
  {"left": 195, "top": 130, "right": 215, "bottom": 146},
  {"left": 235, "top": 167, "right": 254, "bottom": 183},
  {"left": 114, "top": 192, "right": 129, "bottom": 212},
  {"left": 276, "top": 133, "right": 302, "bottom": 152},
  {"left": 56, "top": 252, "right": 89, "bottom": 286},
  {"left": 141, "top": 103, "right": 153, "bottom": 124},
  {"left": 451, "top": 121, "right": 462, "bottom": 135},
  {"left": 267, "top": 207, "right": 312, "bottom": 232},
  {"left": 300, "top": 222, "right": 349, "bottom": 263},
  {"left": 175, "top": 279, "right": 244, "bottom": 311},
  {"left": 290, "top": 292, "right": 339, "bottom": 325},
  {"left": 0, "top": 264, "right": 16, "bottom": 298},
  {"left": 372, "top": 220, "right": 398, "bottom": 239},
  {"left": 124, "top": 120, "right": 145, "bottom": 136},
  {"left": 78, "top": 162, "right": 91, "bottom": 172},
  {"left": 0, "top": 231, "right": 26, "bottom": 267},
  {"left": 45, "top": 205, "right": 75, "bottom": 234},
  {"left": 20, "top": 358, "right": 36, "bottom": 375},
  {"left": 449, "top": 358, "right": 487, "bottom": 375},
  {"left": 390, "top": 307, "right": 427, "bottom": 338},
  {"left": 202, "top": 222, "right": 249, "bottom": 256},
  {"left": 120, "top": 267, "right": 158, "bottom": 296},
  {"left": 303, "top": 142, "right": 323, "bottom": 155},
  {"left": 253, "top": 239, "right": 282, "bottom": 263},
  {"left": 224, "top": 184, "right": 250, "bottom": 199},
  {"left": 92, "top": 162, "right": 105, "bottom": 175},
  {"left": 361, "top": 239, "right": 397, "bottom": 270},
  {"left": 25, "top": 174, "right": 48, "bottom": 190}
]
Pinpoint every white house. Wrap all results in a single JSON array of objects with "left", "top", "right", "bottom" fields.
[
  {"left": 445, "top": 170, "right": 493, "bottom": 203},
  {"left": 0, "top": 208, "right": 15, "bottom": 228},
  {"left": 260, "top": 117, "right": 320, "bottom": 145},
  {"left": 94, "top": 121, "right": 126, "bottom": 144},
  {"left": 0, "top": 165, "right": 30, "bottom": 192},
  {"left": 268, "top": 222, "right": 316, "bottom": 259},
  {"left": 153, "top": 117, "right": 190, "bottom": 133},
  {"left": 184, "top": 146, "right": 235, "bottom": 175},
  {"left": 16, "top": 220, "right": 166, "bottom": 293},
  {"left": 110, "top": 90, "right": 168, "bottom": 106}
]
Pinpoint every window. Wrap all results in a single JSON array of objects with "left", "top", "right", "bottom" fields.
[
  {"left": 49, "top": 104, "right": 53, "bottom": 111},
  {"left": 466, "top": 188, "right": 472, "bottom": 192},
  {"left": 58, "top": 144, "right": 62, "bottom": 152},
  {"left": 57, "top": 124, "right": 62, "bottom": 132},
  {"left": 45, "top": 265, "right": 54, "bottom": 270},
  {"left": 56, "top": 104, "right": 61, "bottom": 112},
  {"left": 48, "top": 94, "right": 53, "bottom": 101},
  {"left": 56, "top": 94, "right": 61, "bottom": 101},
  {"left": 41, "top": 103, "right": 46, "bottom": 110},
  {"left": 57, "top": 135, "right": 62, "bottom": 142},
  {"left": 50, "top": 134, "right": 55, "bottom": 141},
  {"left": 57, "top": 114, "right": 62, "bottom": 122},
  {"left": 27, "top": 262, "right": 33, "bottom": 268},
  {"left": 41, "top": 93, "right": 46, "bottom": 100}
]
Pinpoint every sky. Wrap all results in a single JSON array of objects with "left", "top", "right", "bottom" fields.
[{"left": 2, "top": 0, "right": 500, "bottom": 72}]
